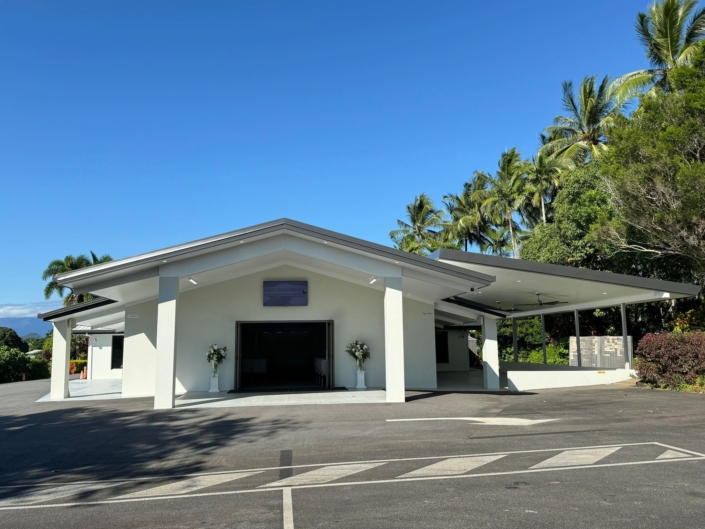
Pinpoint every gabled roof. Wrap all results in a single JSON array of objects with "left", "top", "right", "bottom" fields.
[{"left": 54, "top": 219, "right": 496, "bottom": 289}]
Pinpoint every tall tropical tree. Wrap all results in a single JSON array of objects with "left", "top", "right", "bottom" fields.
[
  {"left": 473, "top": 148, "right": 529, "bottom": 258},
  {"left": 480, "top": 226, "right": 514, "bottom": 257},
  {"left": 524, "top": 154, "right": 574, "bottom": 224},
  {"left": 442, "top": 172, "right": 490, "bottom": 251},
  {"left": 390, "top": 194, "right": 445, "bottom": 256},
  {"left": 42, "top": 252, "right": 113, "bottom": 306},
  {"left": 614, "top": 0, "right": 705, "bottom": 100},
  {"left": 540, "top": 76, "right": 623, "bottom": 162}
]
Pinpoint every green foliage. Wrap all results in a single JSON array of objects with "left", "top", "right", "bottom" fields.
[
  {"left": 0, "top": 346, "right": 30, "bottom": 383},
  {"left": 24, "top": 337, "right": 45, "bottom": 351},
  {"left": 390, "top": 194, "right": 449, "bottom": 256},
  {"left": 42, "top": 251, "right": 113, "bottom": 306},
  {"left": 599, "top": 44, "right": 705, "bottom": 281},
  {"left": 0, "top": 327, "right": 28, "bottom": 353},
  {"left": 526, "top": 343, "right": 569, "bottom": 365},
  {"left": 636, "top": 331, "right": 705, "bottom": 388},
  {"left": 27, "top": 358, "right": 50, "bottom": 380}
]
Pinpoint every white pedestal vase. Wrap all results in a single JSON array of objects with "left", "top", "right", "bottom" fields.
[
  {"left": 356, "top": 368, "right": 366, "bottom": 390},
  {"left": 209, "top": 373, "right": 220, "bottom": 393}
]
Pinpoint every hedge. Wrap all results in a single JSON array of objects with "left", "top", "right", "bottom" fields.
[
  {"left": 0, "top": 346, "right": 51, "bottom": 383},
  {"left": 636, "top": 331, "right": 705, "bottom": 389}
]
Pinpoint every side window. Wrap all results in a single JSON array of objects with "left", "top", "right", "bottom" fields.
[
  {"left": 435, "top": 331, "right": 449, "bottom": 363},
  {"left": 111, "top": 335, "right": 124, "bottom": 369}
]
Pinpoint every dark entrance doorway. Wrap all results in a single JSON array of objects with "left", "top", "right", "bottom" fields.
[{"left": 236, "top": 321, "right": 333, "bottom": 391}]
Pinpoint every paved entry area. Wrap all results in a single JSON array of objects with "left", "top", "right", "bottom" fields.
[
  {"left": 175, "top": 389, "right": 387, "bottom": 408},
  {"left": 3, "top": 378, "right": 705, "bottom": 528}
]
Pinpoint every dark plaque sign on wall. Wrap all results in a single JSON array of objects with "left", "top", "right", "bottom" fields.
[{"left": 263, "top": 281, "right": 308, "bottom": 306}]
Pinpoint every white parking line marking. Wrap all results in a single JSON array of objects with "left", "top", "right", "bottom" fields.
[
  {"left": 0, "top": 482, "right": 124, "bottom": 507},
  {"left": 657, "top": 449, "right": 691, "bottom": 460},
  {"left": 531, "top": 447, "right": 621, "bottom": 469},
  {"left": 398, "top": 455, "right": 506, "bottom": 478},
  {"left": 262, "top": 463, "right": 385, "bottom": 488},
  {"left": 117, "top": 471, "right": 262, "bottom": 499},
  {"left": 282, "top": 488, "right": 294, "bottom": 529},
  {"left": 387, "top": 417, "right": 558, "bottom": 426}
]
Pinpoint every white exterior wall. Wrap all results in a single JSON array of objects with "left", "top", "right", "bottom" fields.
[
  {"left": 403, "top": 298, "right": 436, "bottom": 390},
  {"left": 118, "top": 265, "right": 438, "bottom": 395},
  {"left": 436, "top": 330, "right": 470, "bottom": 372},
  {"left": 507, "top": 368, "right": 631, "bottom": 391},
  {"left": 87, "top": 334, "right": 122, "bottom": 380},
  {"left": 122, "top": 299, "right": 158, "bottom": 397}
]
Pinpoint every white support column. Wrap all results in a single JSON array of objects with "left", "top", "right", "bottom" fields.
[
  {"left": 154, "top": 276, "right": 179, "bottom": 410},
  {"left": 482, "top": 317, "right": 500, "bottom": 389},
  {"left": 50, "top": 318, "right": 74, "bottom": 399},
  {"left": 621, "top": 303, "right": 630, "bottom": 368},
  {"left": 384, "top": 277, "right": 405, "bottom": 403}
]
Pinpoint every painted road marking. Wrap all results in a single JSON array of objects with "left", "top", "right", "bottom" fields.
[
  {"left": 282, "top": 488, "right": 294, "bottom": 529},
  {"left": 0, "top": 443, "right": 702, "bottom": 511},
  {"left": 657, "top": 449, "right": 690, "bottom": 460},
  {"left": 398, "top": 454, "right": 506, "bottom": 478},
  {"left": 531, "top": 447, "right": 621, "bottom": 469},
  {"left": 0, "top": 482, "right": 123, "bottom": 507},
  {"left": 387, "top": 417, "right": 558, "bottom": 426},
  {"left": 262, "top": 463, "right": 385, "bottom": 488},
  {"left": 117, "top": 471, "right": 262, "bottom": 499}
]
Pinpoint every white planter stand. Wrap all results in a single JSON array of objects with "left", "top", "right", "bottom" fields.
[
  {"left": 356, "top": 368, "right": 366, "bottom": 390},
  {"left": 209, "top": 373, "right": 220, "bottom": 393}
]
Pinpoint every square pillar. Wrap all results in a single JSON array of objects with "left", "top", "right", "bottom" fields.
[
  {"left": 482, "top": 317, "right": 500, "bottom": 389},
  {"left": 50, "top": 318, "right": 74, "bottom": 399},
  {"left": 155, "top": 276, "right": 179, "bottom": 409},
  {"left": 384, "top": 277, "right": 405, "bottom": 403}
]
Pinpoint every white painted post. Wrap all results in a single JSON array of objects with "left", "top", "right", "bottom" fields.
[
  {"left": 574, "top": 309, "right": 582, "bottom": 367},
  {"left": 621, "top": 303, "right": 630, "bottom": 368},
  {"left": 155, "top": 276, "right": 179, "bottom": 410},
  {"left": 482, "top": 317, "right": 500, "bottom": 389},
  {"left": 384, "top": 277, "right": 405, "bottom": 403},
  {"left": 50, "top": 319, "right": 74, "bottom": 399},
  {"left": 512, "top": 318, "right": 519, "bottom": 362}
]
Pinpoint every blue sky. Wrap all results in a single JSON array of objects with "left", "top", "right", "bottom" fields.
[{"left": 1, "top": 0, "right": 652, "bottom": 316}]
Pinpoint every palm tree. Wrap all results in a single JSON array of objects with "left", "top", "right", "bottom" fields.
[
  {"left": 442, "top": 173, "right": 490, "bottom": 251},
  {"left": 480, "top": 226, "right": 514, "bottom": 257},
  {"left": 613, "top": 0, "right": 705, "bottom": 100},
  {"left": 390, "top": 194, "right": 445, "bottom": 256},
  {"left": 42, "top": 252, "right": 113, "bottom": 306},
  {"left": 540, "top": 76, "right": 623, "bottom": 162},
  {"left": 473, "top": 148, "right": 529, "bottom": 258},
  {"left": 524, "top": 154, "right": 574, "bottom": 224}
]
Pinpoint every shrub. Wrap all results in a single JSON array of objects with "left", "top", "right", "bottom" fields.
[
  {"left": 0, "top": 346, "right": 30, "bottom": 383},
  {"left": 636, "top": 331, "right": 705, "bottom": 388},
  {"left": 71, "top": 359, "right": 87, "bottom": 375},
  {"left": 26, "top": 358, "right": 50, "bottom": 380},
  {"left": 525, "top": 343, "right": 569, "bottom": 365}
]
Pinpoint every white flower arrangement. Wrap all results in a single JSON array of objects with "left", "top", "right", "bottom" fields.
[
  {"left": 346, "top": 340, "right": 371, "bottom": 370},
  {"left": 207, "top": 344, "right": 228, "bottom": 374}
]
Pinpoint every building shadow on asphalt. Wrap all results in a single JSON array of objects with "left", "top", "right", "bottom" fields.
[
  {"left": 405, "top": 390, "right": 536, "bottom": 402},
  {"left": 0, "top": 404, "right": 299, "bottom": 489}
]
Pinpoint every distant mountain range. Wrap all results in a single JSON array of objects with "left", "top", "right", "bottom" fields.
[{"left": 0, "top": 318, "right": 51, "bottom": 337}]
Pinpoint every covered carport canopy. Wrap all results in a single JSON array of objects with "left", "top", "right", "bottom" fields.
[
  {"left": 431, "top": 249, "right": 700, "bottom": 318},
  {"left": 431, "top": 249, "right": 701, "bottom": 375}
]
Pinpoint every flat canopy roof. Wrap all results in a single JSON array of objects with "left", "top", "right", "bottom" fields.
[{"left": 432, "top": 249, "right": 701, "bottom": 317}]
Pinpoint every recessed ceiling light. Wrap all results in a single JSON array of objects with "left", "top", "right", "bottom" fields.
[
  {"left": 240, "top": 240, "right": 244, "bottom": 244},
  {"left": 517, "top": 280, "right": 522, "bottom": 283},
  {"left": 603, "top": 292, "right": 607, "bottom": 295},
  {"left": 162, "top": 260, "right": 167, "bottom": 263},
  {"left": 369, "top": 278, "right": 377, "bottom": 284},
  {"left": 188, "top": 277, "right": 197, "bottom": 285},
  {"left": 394, "top": 261, "right": 399, "bottom": 264}
]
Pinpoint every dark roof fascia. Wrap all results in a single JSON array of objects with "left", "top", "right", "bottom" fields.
[
  {"left": 442, "top": 296, "right": 507, "bottom": 318},
  {"left": 55, "top": 219, "right": 496, "bottom": 288},
  {"left": 38, "top": 298, "right": 117, "bottom": 322},
  {"left": 72, "top": 329, "right": 123, "bottom": 335},
  {"left": 431, "top": 249, "right": 702, "bottom": 297}
]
